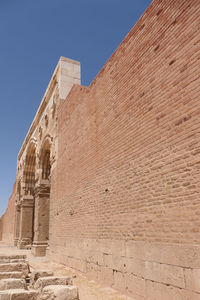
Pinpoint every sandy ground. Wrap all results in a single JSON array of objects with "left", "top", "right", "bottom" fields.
[{"left": 0, "top": 242, "right": 134, "bottom": 300}]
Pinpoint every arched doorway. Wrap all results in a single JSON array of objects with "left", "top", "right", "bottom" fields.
[
  {"left": 32, "top": 138, "right": 51, "bottom": 256},
  {"left": 18, "top": 143, "right": 36, "bottom": 249}
]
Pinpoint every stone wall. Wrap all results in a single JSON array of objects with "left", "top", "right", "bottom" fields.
[
  {"left": 0, "top": 183, "right": 16, "bottom": 244},
  {"left": 1, "top": 0, "right": 200, "bottom": 298},
  {"left": 49, "top": 0, "right": 200, "bottom": 299}
]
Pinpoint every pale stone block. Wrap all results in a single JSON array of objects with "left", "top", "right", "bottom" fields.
[
  {"left": 97, "top": 266, "right": 114, "bottom": 287},
  {"left": 59, "top": 85, "right": 74, "bottom": 100},
  {"left": 39, "top": 285, "right": 79, "bottom": 300},
  {"left": 34, "top": 276, "right": 73, "bottom": 290},
  {"left": 0, "top": 255, "right": 26, "bottom": 260},
  {"left": 125, "top": 241, "right": 146, "bottom": 260},
  {"left": 113, "top": 270, "right": 126, "bottom": 293},
  {"left": 0, "top": 272, "right": 24, "bottom": 279},
  {"left": 31, "top": 245, "right": 47, "bottom": 257},
  {"left": 0, "top": 255, "right": 26, "bottom": 265},
  {"left": 61, "top": 64, "right": 80, "bottom": 80},
  {"left": 0, "top": 278, "right": 26, "bottom": 290},
  {"left": 61, "top": 63, "right": 74, "bottom": 75},
  {"left": 65, "top": 239, "right": 86, "bottom": 261},
  {"left": 126, "top": 274, "right": 146, "bottom": 298},
  {"left": 97, "top": 239, "right": 126, "bottom": 257},
  {"left": 10, "top": 259, "right": 26, "bottom": 263},
  {"left": 125, "top": 241, "right": 200, "bottom": 268},
  {"left": 29, "top": 270, "right": 54, "bottom": 288},
  {"left": 73, "top": 78, "right": 81, "bottom": 85},
  {"left": 146, "top": 280, "right": 200, "bottom": 300},
  {"left": 86, "top": 262, "right": 99, "bottom": 282},
  {"left": 144, "top": 261, "right": 185, "bottom": 288},
  {"left": 73, "top": 64, "right": 81, "bottom": 79},
  {"left": 124, "top": 257, "right": 145, "bottom": 277},
  {"left": 104, "top": 254, "right": 125, "bottom": 272},
  {"left": 0, "top": 289, "right": 39, "bottom": 300},
  {"left": 67, "top": 257, "right": 87, "bottom": 273},
  {"left": 87, "top": 251, "right": 104, "bottom": 266},
  {"left": 83, "top": 239, "right": 99, "bottom": 260},
  {"left": 185, "top": 268, "right": 200, "bottom": 293},
  {"left": 0, "top": 263, "right": 29, "bottom": 276}
]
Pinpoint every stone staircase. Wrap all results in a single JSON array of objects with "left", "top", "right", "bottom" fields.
[{"left": 0, "top": 255, "right": 79, "bottom": 300}]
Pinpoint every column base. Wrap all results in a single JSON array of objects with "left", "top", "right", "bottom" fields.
[
  {"left": 14, "top": 239, "right": 19, "bottom": 247},
  {"left": 31, "top": 242, "right": 48, "bottom": 257},
  {"left": 17, "top": 238, "right": 32, "bottom": 249}
]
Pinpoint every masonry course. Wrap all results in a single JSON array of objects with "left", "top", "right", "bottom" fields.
[{"left": 1, "top": 0, "right": 200, "bottom": 299}]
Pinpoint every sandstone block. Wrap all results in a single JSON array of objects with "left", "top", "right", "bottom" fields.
[
  {"left": 125, "top": 242, "right": 200, "bottom": 268},
  {"left": 39, "top": 285, "right": 79, "bottom": 300},
  {"left": 113, "top": 270, "right": 126, "bottom": 293},
  {"left": 97, "top": 266, "right": 114, "bottom": 287},
  {"left": 126, "top": 274, "right": 146, "bottom": 298},
  {"left": 0, "top": 272, "right": 24, "bottom": 280},
  {"left": 10, "top": 259, "right": 26, "bottom": 264},
  {"left": 104, "top": 254, "right": 125, "bottom": 272},
  {"left": 0, "top": 258, "right": 26, "bottom": 264},
  {"left": 124, "top": 257, "right": 145, "bottom": 277},
  {"left": 0, "top": 255, "right": 26, "bottom": 260},
  {"left": 29, "top": 270, "right": 54, "bottom": 288},
  {"left": 144, "top": 261, "right": 185, "bottom": 288},
  {"left": 0, "top": 278, "right": 26, "bottom": 290},
  {"left": 0, "top": 263, "right": 29, "bottom": 276},
  {"left": 145, "top": 280, "right": 200, "bottom": 300},
  {"left": 0, "top": 289, "right": 38, "bottom": 300},
  {"left": 185, "top": 268, "right": 200, "bottom": 293},
  {"left": 34, "top": 276, "right": 73, "bottom": 290}
]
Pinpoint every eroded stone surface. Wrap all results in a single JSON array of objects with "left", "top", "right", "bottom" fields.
[
  {"left": 0, "top": 263, "right": 29, "bottom": 275},
  {"left": 0, "top": 278, "right": 26, "bottom": 290},
  {"left": 29, "top": 270, "right": 54, "bottom": 288},
  {"left": 0, "top": 272, "right": 25, "bottom": 280},
  {"left": 0, "top": 289, "right": 38, "bottom": 300},
  {"left": 0, "top": 255, "right": 26, "bottom": 260},
  {"left": 39, "top": 285, "right": 79, "bottom": 300},
  {"left": 34, "top": 276, "right": 73, "bottom": 290}
]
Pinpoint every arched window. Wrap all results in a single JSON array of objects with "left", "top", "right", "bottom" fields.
[
  {"left": 23, "top": 143, "right": 36, "bottom": 195},
  {"left": 40, "top": 140, "right": 51, "bottom": 180}
]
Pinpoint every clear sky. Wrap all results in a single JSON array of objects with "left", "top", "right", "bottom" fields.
[{"left": 0, "top": 0, "right": 152, "bottom": 217}]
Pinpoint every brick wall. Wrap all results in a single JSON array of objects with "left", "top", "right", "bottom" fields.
[
  {"left": 0, "top": 183, "right": 16, "bottom": 245},
  {"left": 49, "top": 0, "right": 200, "bottom": 298}
]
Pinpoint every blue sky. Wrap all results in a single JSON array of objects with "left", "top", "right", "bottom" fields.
[{"left": 0, "top": 0, "right": 152, "bottom": 217}]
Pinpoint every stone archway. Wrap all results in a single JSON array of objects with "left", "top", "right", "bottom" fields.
[
  {"left": 32, "top": 138, "right": 51, "bottom": 256},
  {"left": 18, "top": 142, "right": 36, "bottom": 249}
]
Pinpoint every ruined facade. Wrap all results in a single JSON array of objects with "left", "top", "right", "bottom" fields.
[
  {"left": 1, "top": 0, "right": 200, "bottom": 299},
  {"left": 13, "top": 57, "right": 81, "bottom": 256}
]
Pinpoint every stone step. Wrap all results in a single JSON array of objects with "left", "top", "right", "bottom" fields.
[
  {"left": 0, "top": 259, "right": 26, "bottom": 264},
  {"left": 0, "top": 263, "right": 29, "bottom": 276},
  {"left": 0, "top": 272, "right": 25, "bottom": 280},
  {"left": 39, "top": 285, "right": 79, "bottom": 300},
  {"left": 0, "top": 255, "right": 26, "bottom": 261},
  {"left": 29, "top": 270, "right": 54, "bottom": 288},
  {"left": 34, "top": 276, "right": 73, "bottom": 290},
  {"left": 0, "top": 278, "right": 27, "bottom": 291},
  {"left": 0, "top": 289, "right": 38, "bottom": 300}
]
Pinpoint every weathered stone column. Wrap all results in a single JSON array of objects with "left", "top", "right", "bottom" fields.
[
  {"left": 31, "top": 180, "right": 50, "bottom": 256},
  {"left": 14, "top": 203, "right": 21, "bottom": 246},
  {"left": 17, "top": 195, "right": 34, "bottom": 249}
]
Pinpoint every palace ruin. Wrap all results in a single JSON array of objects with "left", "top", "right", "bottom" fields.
[{"left": 1, "top": 0, "right": 200, "bottom": 299}]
